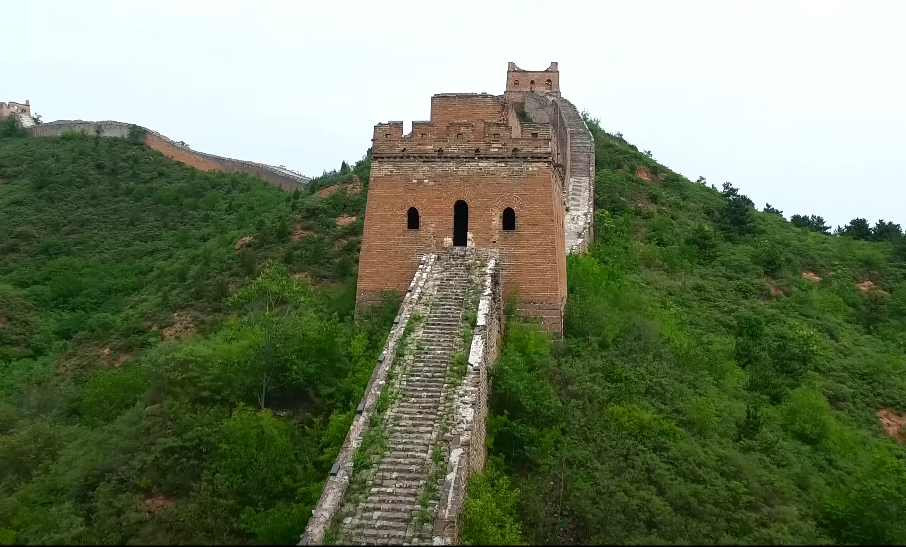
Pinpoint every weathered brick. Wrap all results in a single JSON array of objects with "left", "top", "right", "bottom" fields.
[{"left": 357, "top": 64, "right": 571, "bottom": 335}]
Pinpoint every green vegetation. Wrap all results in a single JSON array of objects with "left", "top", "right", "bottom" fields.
[
  {"left": 3, "top": 103, "right": 906, "bottom": 546},
  {"left": 462, "top": 114, "right": 906, "bottom": 544},
  {"left": 0, "top": 130, "right": 396, "bottom": 544}
]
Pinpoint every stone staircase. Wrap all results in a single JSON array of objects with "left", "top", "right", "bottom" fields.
[
  {"left": 334, "top": 249, "right": 477, "bottom": 545},
  {"left": 16, "top": 113, "right": 35, "bottom": 129},
  {"left": 556, "top": 97, "right": 595, "bottom": 253}
]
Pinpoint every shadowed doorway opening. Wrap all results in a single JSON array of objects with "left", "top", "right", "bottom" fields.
[{"left": 453, "top": 200, "right": 468, "bottom": 246}]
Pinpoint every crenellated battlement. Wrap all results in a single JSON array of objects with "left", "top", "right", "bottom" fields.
[
  {"left": 371, "top": 92, "right": 554, "bottom": 159},
  {"left": 371, "top": 120, "right": 552, "bottom": 158}
]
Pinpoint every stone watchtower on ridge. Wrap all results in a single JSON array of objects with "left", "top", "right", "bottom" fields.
[{"left": 355, "top": 62, "right": 594, "bottom": 336}]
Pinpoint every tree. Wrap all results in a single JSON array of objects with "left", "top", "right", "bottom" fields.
[
  {"left": 230, "top": 265, "right": 308, "bottom": 409},
  {"left": 696, "top": 176, "right": 707, "bottom": 185},
  {"left": 763, "top": 203, "right": 784, "bottom": 216},
  {"left": 872, "top": 219, "right": 903, "bottom": 242},
  {"left": 790, "top": 214, "right": 830, "bottom": 234},
  {"left": 839, "top": 217, "right": 873, "bottom": 240},
  {"left": 720, "top": 182, "right": 755, "bottom": 238}
]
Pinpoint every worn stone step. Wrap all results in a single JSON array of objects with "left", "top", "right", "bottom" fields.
[
  {"left": 399, "top": 386, "right": 446, "bottom": 397},
  {"left": 349, "top": 527, "right": 408, "bottom": 541},
  {"left": 384, "top": 448, "right": 430, "bottom": 460},
  {"left": 358, "top": 511, "right": 410, "bottom": 532},
  {"left": 363, "top": 492, "right": 419, "bottom": 506},
  {"left": 394, "top": 401, "right": 442, "bottom": 411},
  {"left": 402, "top": 374, "right": 448, "bottom": 382},
  {"left": 374, "top": 470, "right": 424, "bottom": 482},
  {"left": 380, "top": 451, "right": 429, "bottom": 464},
  {"left": 391, "top": 409, "right": 436, "bottom": 420},
  {"left": 388, "top": 425, "right": 435, "bottom": 436},
  {"left": 392, "top": 418, "right": 439, "bottom": 428},
  {"left": 369, "top": 484, "right": 422, "bottom": 496},
  {"left": 401, "top": 378, "right": 447, "bottom": 386},
  {"left": 372, "top": 474, "right": 427, "bottom": 489}
]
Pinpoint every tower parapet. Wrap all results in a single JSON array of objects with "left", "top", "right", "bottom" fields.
[{"left": 505, "top": 62, "right": 560, "bottom": 99}]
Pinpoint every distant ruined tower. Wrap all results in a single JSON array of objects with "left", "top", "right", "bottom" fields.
[
  {"left": 355, "top": 62, "right": 594, "bottom": 336},
  {"left": 0, "top": 100, "right": 31, "bottom": 119}
]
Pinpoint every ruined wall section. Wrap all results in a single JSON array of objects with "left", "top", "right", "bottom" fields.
[
  {"left": 28, "top": 120, "right": 310, "bottom": 192},
  {"left": 434, "top": 256, "right": 502, "bottom": 544},
  {"left": 522, "top": 93, "right": 595, "bottom": 253},
  {"left": 302, "top": 255, "right": 438, "bottom": 545},
  {"left": 0, "top": 100, "right": 31, "bottom": 119}
]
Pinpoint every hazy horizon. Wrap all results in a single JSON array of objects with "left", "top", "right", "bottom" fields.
[{"left": 4, "top": 0, "right": 904, "bottom": 229}]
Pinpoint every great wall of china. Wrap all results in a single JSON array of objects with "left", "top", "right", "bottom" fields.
[
  {"left": 3, "top": 105, "right": 311, "bottom": 191},
  {"left": 6, "top": 61, "right": 594, "bottom": 546},
  {"left": 300, "top": 62, "right": 594, "bottom": 545}
]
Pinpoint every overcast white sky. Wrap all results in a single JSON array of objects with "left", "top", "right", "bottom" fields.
[{"left": 4, "top": 0, "right": 904, "bottom": 228}]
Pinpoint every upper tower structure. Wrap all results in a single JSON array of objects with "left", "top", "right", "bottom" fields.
[
  {"left": 505, "top": 62, "right": 560, "bottom": 99},
  {"left": 356, "top": 62, "right": 593, "bottom": 336}
]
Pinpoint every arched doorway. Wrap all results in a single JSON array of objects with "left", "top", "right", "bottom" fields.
[{"left": 453, "top": 200, "right": 468, "bottom": 247}]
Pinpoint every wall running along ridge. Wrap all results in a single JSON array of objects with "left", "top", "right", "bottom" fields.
[
  {"left": 522, "top": 93, "right": 595, "bottom": 253},
  {"left": 302, "top": 255, "right": 438, "bottom": 545},
  {"left": 28, "top": 120, "right": 310, "bottom": 192}
]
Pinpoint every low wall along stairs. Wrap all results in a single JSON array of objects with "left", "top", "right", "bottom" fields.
[{"left": 27, "top": 120, "right": 310, "bottom": 192}]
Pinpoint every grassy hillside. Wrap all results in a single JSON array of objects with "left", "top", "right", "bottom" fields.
[
  {"left": 461, "top": 115, "right": 906, "bottom": 545},
  {"left": 3, "top": 111, "right": 906, "bottom": 546},
  {"left": 0, "top": 121, "right": 395, "bottom": 545}
]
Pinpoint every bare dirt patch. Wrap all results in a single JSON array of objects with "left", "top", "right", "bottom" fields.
[
  {"left": 878, "top": 408, "right": 906, "bottom": 443},
  {"left": 162, "top": 311, "right": 196, "bottom": 341},
  {"left": 144, "top": 494, "right": 175, "bottom": 514},
  {"left": 234, "top": 235, "right": 255, "bottom": 250},
  {"left": 858, "top": 280, "right": 889, "bottom": 295},
  {"left": 317, "top": 185, "right": 339, "bottom": 197},
  {"left": 801, "top": 271, "right": 822, "bottom": 282},
  {"left": 770, "top": 284, "right": 784, "bottom": 295},
  {"left": 291, "top": 271, "right": 314, "bottom": 284},
  {"left": 635, "top": 166, "right": 657, "bottom": 183},
  {"left": 291, "top": 227, "right": 310, "bottom": 241},
  {"left": 336, "top": 214, "right": 356, "bottom": 227}
]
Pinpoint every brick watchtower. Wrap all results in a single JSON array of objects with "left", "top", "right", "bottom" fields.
[{"left": 355, "top": 63, "right": 571, "bottom": 335}]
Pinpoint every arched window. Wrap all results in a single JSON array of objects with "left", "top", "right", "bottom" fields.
[
  {"left": 513, "top": 79, "right": 519, "bottom": 86},
  {"left": 407, "top": 207, "right": 420, "bottom": 230},
  {"left": 502, "top": 207, "right": 516, "bottom": 231},
  {"left": 545, "top": 78, "right": 552, "bottom": 90},
  {"left": 529, "top": 80, "right": 535, "bottom": 91}
]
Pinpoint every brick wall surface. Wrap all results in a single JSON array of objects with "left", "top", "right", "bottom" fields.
[
  {"left": 505, "top": 62, "right": 560, "bottom": 97},
  {"left": 359, "top": 84, "right": 570, "bottom": 335},
  {"left": 357, "top": 156, "right": 566, "bottom": 334}
]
